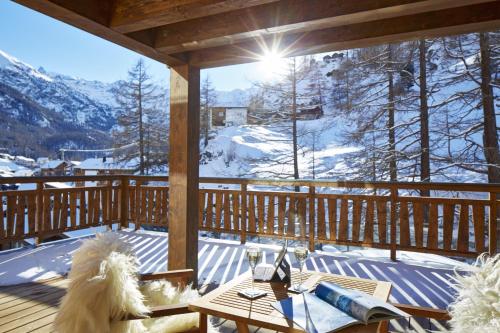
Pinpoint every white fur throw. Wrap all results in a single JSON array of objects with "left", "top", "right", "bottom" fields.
[
  {"left": 54, "top": 233, "right": 200, "bottom": 333},
  {"left": 449, "top": 253, "right": 500, "bottom": 333}
]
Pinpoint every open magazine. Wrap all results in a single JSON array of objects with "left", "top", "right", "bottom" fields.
[{"left": 272, "top": 281, "right": 408, "bottom": 333}]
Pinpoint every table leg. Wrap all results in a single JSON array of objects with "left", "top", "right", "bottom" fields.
[
  {"left": 199, "top": 313, "right": 208, "bottom": 333},
  {"left": 236, "top": 321, "right": 250, "bottom": 333},
  {"left": 377, "top": 320, "right": 389, "bottom": 333}
]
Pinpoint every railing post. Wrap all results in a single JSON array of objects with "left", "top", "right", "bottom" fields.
[
  {"left": 390, "top": 187, "right": 398, "bottom": 261},
  {"left": 135, "top": 180, "right": 142, "bottom": 231},
  {"left": 308, "top": 186, "right": 316, "bottom": 252},
  {"left": 489, "top": 191, "right": 498, "bottom": 255},
  {"left": 120, "top": 176, "right": 129, "bottom": 230},
  {"left": 240, "top": 183, "right": 247, "bottom": 244},
  {"left": 35, "top": 182, "right": 43, "bottom": 246}
]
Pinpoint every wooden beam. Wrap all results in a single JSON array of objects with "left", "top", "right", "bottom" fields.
[
  {"left": 110, "top": 0, "right": 279, "bottom": 34},
  {"left": 153, "top": 0, "right": 492, "bottom": 54},
  {"left": 184, "top": 1, "right": 500, "bottom": 68},
  {"left": 13, "top": 0, "right": 186, "bottom": 66},
  {"left": 168, "top": 64, "right": 200, "bottom": 285}
]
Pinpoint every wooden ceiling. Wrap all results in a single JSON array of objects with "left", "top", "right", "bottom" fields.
[{"left": 14, "top": 0, "right": 500, "bottom": 68}]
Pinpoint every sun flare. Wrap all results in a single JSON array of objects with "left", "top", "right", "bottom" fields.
[{"left": 258, "top": 49, "right": 286, "bottom": 79}]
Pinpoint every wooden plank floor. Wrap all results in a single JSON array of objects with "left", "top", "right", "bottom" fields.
[
  {"left": 0, "top": 277, "right": 68, "bottom": 333},
  {"left": 0, "top": 276, "right": 448, "bottom": 333}
]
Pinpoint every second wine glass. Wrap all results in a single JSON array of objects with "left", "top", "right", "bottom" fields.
[{"left": 292, "top": 243, "right": 309, "bottom": 292}]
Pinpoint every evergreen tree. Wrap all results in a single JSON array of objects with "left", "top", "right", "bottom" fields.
[
  {"left": 112, "top": 59, "right": 166, "bottom": 174},
  {"left": 200, "top": 75, "right": 217, "bottom": 147}
]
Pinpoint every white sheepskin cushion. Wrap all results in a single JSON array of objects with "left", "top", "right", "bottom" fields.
[
  {"left": 54, "top": 233, "right": 202, "bottom": 333},
  {"left": 449, "top": 253, "right": 500, "bottom": 333}
]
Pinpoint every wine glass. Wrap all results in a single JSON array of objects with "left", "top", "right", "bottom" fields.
[
  {"left": 241, "top": 246, "right": 265, "bottom": 298},
  {"left": 292, "top": 243, "right": 309, "bottom": 292}
]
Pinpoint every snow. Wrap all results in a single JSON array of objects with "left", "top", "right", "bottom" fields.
[
  {"left": 0, "top": 157, "right": 30, "bottom": 173},
  {"left": 0, "top": 229, "right": 471, "bottom": 288},
  {"left": 41, "top": 160, "right": 65, "bottom": 169},
  {"left": 77, "top": 157, "right": 137, "bottom": 170},
  {"left": 0, "top": 49, "right": 53, "bottom": 82}
]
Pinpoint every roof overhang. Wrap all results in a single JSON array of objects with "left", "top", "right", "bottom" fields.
[{"left": 14, "top": 0, "right": 500, "bottom": 68}]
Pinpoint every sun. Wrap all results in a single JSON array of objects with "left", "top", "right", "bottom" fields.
[{"left": 258, "top": 49, "right": 286, "bottom": 80}]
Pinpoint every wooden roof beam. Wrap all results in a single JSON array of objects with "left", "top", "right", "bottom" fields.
[
  {"left": 110, "top": 0, "right": 279, "bottom": 34},
  {"left": 14, "top": 0, "right": 186, "bottom": 66},
  {"left": 153, "top": 0, "right": 494, "bottom": 54},
  {"left": 183, "top": 1, "right": 500, "bottom": 68}
]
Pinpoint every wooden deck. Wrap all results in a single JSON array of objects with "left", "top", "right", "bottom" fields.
[{"left": 0, "top": 277, "right": 67, "bottom": 332}]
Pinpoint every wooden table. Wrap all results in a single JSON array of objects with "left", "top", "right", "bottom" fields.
[{"left": 189, "top": 271, "right": 392, "bottom": 333}]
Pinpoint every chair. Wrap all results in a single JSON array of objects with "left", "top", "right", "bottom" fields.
[{"left": 54, "top": 233, "right": 206, "bottom": 333}]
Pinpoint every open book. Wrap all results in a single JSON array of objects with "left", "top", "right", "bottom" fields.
[{"left": 273, "top": 281, "right": 407, "bottom": 333}]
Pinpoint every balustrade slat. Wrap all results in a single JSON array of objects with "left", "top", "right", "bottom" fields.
[
  {"left": 328, "top": 199, "right": 337, "bottom": 241},
  {"left": 224, "top": 192, "right": 230, "bottom": 231},
  {"left": 427, "top": 203, "right": 438, "bottom": 250},
  {"left": 15, "top": 194, "right": 25, "bottom": 236},
  {"left": 70, "top": 192, "right": 77, "bottom": 228},
  {"left": 351, "top": 199, "right": 361, "bottom": 242},
  {"left": 376, "top": 200, "right": 387, "bottom": 244},
  {"left": 472, "top": 204, "right": 485, "bottom": 253},
  {"left": 53, "top": 192, "right": 61, "bottom": 230},
  {"left": 338, "top": 199, "right": 348, "bottom": 241},
  {"left": 277, "top": 195, "right": 286, "bottom": 235},
  {"left": 206, "top": 192, "right": 214, "bottom": 229},
  {"left": 442, "top": 204, "right": 455, "bottom": 250},
  {"left": 129, "top": 187, "right": 136, "bottom": 220},
  {"left": 154, "top": 189, "right": 160, "bottom": 224},
  {"left": 364, "top": 200, "right": 374, "bottom": 243},
  {"left": 79, "top": 190, "right": 86, "bottom": 227},
  {"left": 298, "top": 197, "right": 306, "bottom": 238},
  {"left": 266, "top": 195, "right": 275, "bottom": 235},
  {"left": 141, "top": 188, "right": 147, "bottom": 225},
  {"left": 147, "top": 189, "right": 154, "bottom": 225},
  {"left": 112, "top": 188, "right": 119, "bottom": 221},
  {"left": 317, "top": 198, "right": 326, "bottom": 240},
  {"left": 232, "top": 192, "right": 240, "bottom": 231},
  {"left": 0, "top": 195, "right": 4, "bottom": 239},
  {"left": 457, "top": 204, "right": 469, "bottom": 252},
  {"left": 257, "top": 194, "right": 265, "bottom": 233},
  {"left": 6, "top": 196, "right": 15, "bottom": 237},
  {"left": 94, "top": 189, "right": 101, "bottom": 226},
  {"left": 399, "top": 201, "right": 410, "bottom": 246},
  {"left": 43, "top": 192, "right": 51, "bottom": 231},
  {"left": 87, "top": 190, "right": 94, "bottom": 226},
  {"left": 27, "top": 193, "right": 36, "bottom": 235},
  {"left": 102, "top": 188, "right": 109, "bottom": 225},
  {"left": 413, "top": 202, "right": 424, "bottom": 247},
  {"left": 287, "top": 197, "right": 295, "bottom": 237},
  {"left": 248, "top": 194, "right": 256, "bottom": 233},
  {"left": 215, "top": 192, "right": 223, "bottom": 230},
  {"left": 61, "top": 192, "right": 69, "bottom": 229}
]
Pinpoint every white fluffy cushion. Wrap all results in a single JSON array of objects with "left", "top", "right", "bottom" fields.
[
  {"left": 54, "top": 233, "right": 200, "bottom": 333},
  {"left": 449, "top": 253, "right": 500, "bottom": 333}
]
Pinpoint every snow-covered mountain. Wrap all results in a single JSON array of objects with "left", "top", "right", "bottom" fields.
[{"left": 0, "top": 49, "right": 253, "bottom": 157}]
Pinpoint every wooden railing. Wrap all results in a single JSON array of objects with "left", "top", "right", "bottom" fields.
[{"left": 1, "top": 175, "right": 498, "bottom": 258}]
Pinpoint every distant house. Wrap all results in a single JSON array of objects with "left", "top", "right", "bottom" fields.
[
  {"left": 73, "top": 157, "right": 135, "bottom": 186},
  {"left": 210, "top": 107, "right": 248, "bottom": 128},
  {"left": 14, "top": 156, "right": 36, "bottom": 168},
  {"left": 297, "top": 106, "right": 323, "bottom": 120},
  {"left": 40, "top": 160, "right": 68, "bottom": 176}
]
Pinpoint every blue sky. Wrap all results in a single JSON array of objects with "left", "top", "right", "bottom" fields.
[{"left": 0, "top": 1, "right": 265, "bottom": 91}]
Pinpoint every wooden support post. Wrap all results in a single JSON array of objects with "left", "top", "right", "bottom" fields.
[
  {"left": 168, "top": 63, "right": 200, "bottom": 286},
  {"left": 308, "top": 186, "right": 316, "bottom": 252},
  {"left": 489, "top": 191, "right": 498, "bottom": 255},
  {"left": 120, "top": 176, "right": 129, "bottom": 230},
  {"left": 240, "top": 183, "right": 247, "bottom": 244},
  {"left": 35, "top": 182, "right": 43, "bottom": 246},
  {"left": 390, "top": 187, "right": 398, "bottom": 261}
]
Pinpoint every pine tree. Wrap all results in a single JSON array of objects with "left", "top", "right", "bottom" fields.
[
  {"left": 200, "top": 75, "right": 217, "bottom": 147},
  {"left": 112, "top": 59, "right": 165, "bottom": 175}
]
